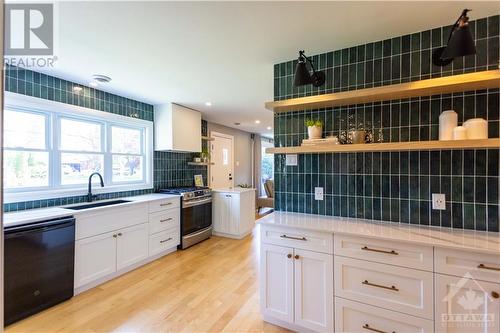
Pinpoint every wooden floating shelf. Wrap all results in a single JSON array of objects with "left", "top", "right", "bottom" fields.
[
  {"left": 202, "top": 136, "right": 215, "bottom": 141},
  {"left": 266, "top": 139, "right": 500, "bottom": 154},
  {"left": 188, "top": 162, "right": 214, "bottom": 166},
  {"left": 265, "top": 70, "right": 500, "bottom": 113}
]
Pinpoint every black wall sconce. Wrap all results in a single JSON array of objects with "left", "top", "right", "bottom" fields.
[
  {"left": 294, "top": 50, "right": 326, "bottom": 87},
  {"left": 432, "top": 9, "right": 476, "bottom": 67}
]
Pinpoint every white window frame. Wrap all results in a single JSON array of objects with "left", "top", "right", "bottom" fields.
[{"left": 4, "top": 92, "right": 154, "bottom": 203}]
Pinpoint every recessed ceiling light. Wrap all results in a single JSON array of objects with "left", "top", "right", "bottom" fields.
[
  {"left": 267, "top": 126, "right": 272, "bottom": 130},
  {"left": 234, "top": 122, "right": 241, "bottom": 126},
  {"left": 92, "top": 74, "right": 112, "bottom": 83},
  {"left": 89, "top": 80, "right": 98, "bottom": 87},
  {"left": 255, "top": 120, "right": 261, "bottom": 124},
  {"left": 205, "top": 102, "right": 212, "bottom": 106},
  {"left": 72, "top": 86, "right": 83, "bottom": 93}
]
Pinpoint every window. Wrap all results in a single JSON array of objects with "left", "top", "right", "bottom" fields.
[{"left": 4, "top": 93, "right": 153, "bottom": 203}]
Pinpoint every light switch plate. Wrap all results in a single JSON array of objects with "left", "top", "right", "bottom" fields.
[
  {"left": 286, "top": 154, "right": 298, "bottom": 166},
  {"left": 315, "top": 187, "right": 324, "bottom": 201},
  {"left": 432, "top": 193, "right": 446, "bottom": 210}
]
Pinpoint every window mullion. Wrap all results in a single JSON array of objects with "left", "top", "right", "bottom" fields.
[
  {"left": 50, "top": 113, "right": 60, "bottom": 189},
  {"left": 104, "top": 123, "right": 112, "bottom": 186}
]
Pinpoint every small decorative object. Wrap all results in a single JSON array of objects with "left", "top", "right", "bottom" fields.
[
  {"left": 305, "top": 119, "right": 323, "bottom": 139},
  {"left": 452, "top": 126, "right": 468, "bottom": 140},
  {"left": 194, "top": 157, "right": 201, "bottom": 163},
  {"left": 238, "top": 183, "right": 252, "bottom": 188},
  {"left": 439, "top": 110, "right": 458, "bottom": 140},
  {"left": 302, "top": 136, "right": 338, "bottom": 146},
  {"left": 348, "top": 130, "right": 368, "bottom": 144},
  {"left": 377, "top": 128, "right": 384, "bottom": 143},
  {"left": 194, "top": 175, "right": 204, "bottom": 187},
  {"left": 201, "top": 147, "right": 210, "bottom": 163},
  {"left": 463, "top": 118, "right": 488, "bottom": 139}
]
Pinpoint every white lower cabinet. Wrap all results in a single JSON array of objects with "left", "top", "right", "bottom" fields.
[
  {"left": 435, "top": 274, "right": 500, "bottom": 333},
  {"left": 335, "top": 297, "right": 434, "bottom": 333},
  {"left": 116, "top": 223, "right": 149, "bottom": 270},
  {"left": 213, "top": 189, "right": 255, "bottom": 239},
  {"left": 75, "top": 231, "right": 117, "bottom": 287},
  {"left": 260, "top": 243, "right": 334, "bottom": 332}
]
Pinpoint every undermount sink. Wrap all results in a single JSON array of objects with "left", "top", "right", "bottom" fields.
[{"left": 66, "top": 199, "right": 131, "bottom": 210}]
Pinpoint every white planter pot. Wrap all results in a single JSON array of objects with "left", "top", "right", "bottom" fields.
[{"left": 308, "top": 126, "right": 322, "bottom": 139}]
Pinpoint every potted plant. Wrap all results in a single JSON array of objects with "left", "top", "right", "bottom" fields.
[
  {"left": 201, "top": 147, "right": 210, "bottom": 163},
  {"left": 305, "top": 119, "right": 323, "bottom": 139}
]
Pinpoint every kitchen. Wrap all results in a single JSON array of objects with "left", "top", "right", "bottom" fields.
[{"left": 1, "top": 2, "right": 500, "bottom": 333}]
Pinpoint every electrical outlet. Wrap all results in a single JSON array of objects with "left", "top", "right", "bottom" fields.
[
  {"left": 432, "top": 193, "right": 446, "bottom": 210},
  {"left": 315, "top": 187, "right": 324, "bottom": 201},
  {"left": 286, "top": 154, "right": 298, "bottom": 166}
]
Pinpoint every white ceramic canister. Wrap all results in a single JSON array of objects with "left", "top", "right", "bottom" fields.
[
  {"left": 463, "top": 118, "right": 488, "bottom": 139},
  {"left": 452, "top": 126, "right": 468, "bottom": 140},
  {"left": 439, "top": 110, "right": 458, "bottom": 141}
]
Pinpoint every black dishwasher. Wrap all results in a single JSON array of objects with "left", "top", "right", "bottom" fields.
[{"left": 4, "top": 216, "right": 75, "bottom": 326}]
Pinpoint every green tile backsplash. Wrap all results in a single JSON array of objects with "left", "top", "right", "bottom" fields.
[
  {"left": 273, "top": 15, "right": 500, "bottom": 232},
  {"left": 4, "top": 65, "right": 207, "bottom": 212}
]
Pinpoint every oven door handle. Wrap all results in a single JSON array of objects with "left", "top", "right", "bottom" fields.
[{"left": 183, "top": 197, "right": 212, "bottom": 208}]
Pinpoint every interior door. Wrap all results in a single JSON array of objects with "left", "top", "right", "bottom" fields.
[{"left": 211, "top": 132, "right": 234, "bottom": 189}]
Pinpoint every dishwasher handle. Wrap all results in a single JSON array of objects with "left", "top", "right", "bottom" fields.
[{"left": 5, "top": 216, "right": 75, "bottom": 235}]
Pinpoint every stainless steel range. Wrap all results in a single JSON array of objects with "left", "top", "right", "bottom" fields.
[{"left": 159, "top": 187, "right": 212, "bottom": 249}]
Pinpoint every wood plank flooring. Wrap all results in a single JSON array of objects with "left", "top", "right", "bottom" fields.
[{"left": 6, "top": 226, "right": 289, "bottom": 333}]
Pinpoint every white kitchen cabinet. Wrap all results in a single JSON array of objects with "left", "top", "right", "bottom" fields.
[
  {"left": 260, "top": 243, "right": 334, "bottom": 332},
  {"left": 75, "top": 231, "right": 117, "bottom": 288},
  {"left": 435, "top": 274, "right": 500, "bottom": 333},
  {"left": 116, "top": 223, "right": 149, "bottom": 270},
  {"left": 294, "top": 248, "right": 334, "bottom": 332},
  {"left": 260, "top": 243, "right": 294, "bottom": 323},
  {"left": 154, "top": 103, "right": 201, "bottom": 152},
  {"left": 212, "top": 189, "right": 255, "bottom": 239}
]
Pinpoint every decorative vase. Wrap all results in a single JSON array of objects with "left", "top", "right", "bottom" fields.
[{"left": 307, "top": 126, "right": 322, "bottom": 139}]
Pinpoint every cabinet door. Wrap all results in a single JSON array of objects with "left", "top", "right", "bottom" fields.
[
  {"left": 260, "top": 243, "right": 294, "bottom": 323},
  {"left": 116, "top": 223, "right": 149, "bottom": 271},
  {"left": 435, "top": 274, "right": 500, "bottom": 333},
  {"left": 75, "top": 231, "right": 117, "bottom": 288},
  {"left": 229, "top": 194, "right": 240, "bottom": 235},
  {"left": 294, "top": 249, "right": 334, "bottom": 332},
  {"left": 213, "top": 193, "right": 232, "bottom": 233}
]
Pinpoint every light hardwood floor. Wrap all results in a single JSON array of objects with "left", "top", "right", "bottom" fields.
[{"left": 6, "top": 226, "right": 289, "bottom": 333}]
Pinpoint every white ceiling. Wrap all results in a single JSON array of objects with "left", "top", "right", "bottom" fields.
[{"left": 36, "top": 1, "right": 499, "bottom": 135}]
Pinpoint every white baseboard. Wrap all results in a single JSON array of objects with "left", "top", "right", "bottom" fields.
[
  {"left": 74, "top": 246, "right": 177, "bottom": 295},
  {"left": 212, "top": 230, "right": 252, "bottom": 240}
]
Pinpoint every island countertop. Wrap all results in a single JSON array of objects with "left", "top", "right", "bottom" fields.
[{"left": 258, "top": 211, "right": 500, "bottom": 255}]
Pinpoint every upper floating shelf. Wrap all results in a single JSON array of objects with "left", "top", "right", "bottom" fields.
[
  {"left": 265, "top": 70, "right": 500, "bottom": 113},
  {"left": 266, "top": 139, "right": 500, "bottom": 154}
]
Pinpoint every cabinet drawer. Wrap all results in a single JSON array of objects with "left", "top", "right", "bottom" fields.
[
  {"left": 435, "top": 248, "right": 500, "bottom": 284},
  {"left": 148, "top": 197, "right": 180, "bottom": 213},
  {"left": 335, "top": 256, "right": 433, "bottom": 319},
  {"left": 334, "top": 235, "right": 433, "bottom": 271},
  {"left": 149, "top": 228, "right": 180, "bottom": 256},
  {"left": 335, "top": 297, "right": 434, "bottom": 333},
  {"left": 260, "top": 225, "right": 333, "bottom": 254},
  {"left": 149, "top": 209, "right": 179, "bottom": 235}
]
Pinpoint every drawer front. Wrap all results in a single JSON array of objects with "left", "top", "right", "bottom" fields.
[
  {"left": 335, "top": 297, "right": 434, "bottom": 333},
  {"left": 335, "top": 256, "right": 434, "bottom": 319},
  {"left": 335, "top": 235, "right": 433, "bottom": 271},
  {"left": 149, "top": 227, "right": 180, "bottom": 256},
  {"left": 148, "top": 197, "right": 180, "bottom": 213},
  {"left": 260, "top": 225, "right": 333, "bottom": 254},
  {"left": 149, "top": 209, "right": 180, "bottom": 235},
  {"left": 435, "top": 248, "right": 500, "bottom": 284}
]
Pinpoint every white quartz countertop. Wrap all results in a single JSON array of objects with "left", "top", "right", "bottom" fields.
[
  {"left": 258, "top": 211, "right": 500, "bottom": 255},
  {"left": 211, "top": 187, "right": 256, "bottom": 193},
  {"left": 4, "top": 193, "right": 180, "bottom": 228}
]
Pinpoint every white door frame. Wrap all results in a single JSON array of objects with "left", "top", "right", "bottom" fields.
[{"left": 209, "top": 131, "right": 235, "bottom": 189}]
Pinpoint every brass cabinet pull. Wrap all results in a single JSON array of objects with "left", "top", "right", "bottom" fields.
[
  {"left": 160, "top": 237, "right": 172, "bottom": 243},
  {"left": 362, "top": 324, "right": 395, "bottom": 333},
  {"left": 287, "top": 254, "right": 292, "bottom": 258},
  {"left": 160, "top": 218, "right": 173, "bottom": 223},
  {"left": 112, "top": 234, "right": 117, "bottom": 238},
  {"left": 280, "top": 234, "right": 307, "bottom": 241},
  {"left": 294, "top": 255, "right": 300, "bottom": 260},
  {"left": 160, "top": 202, "right": 172, "bottom": 207},
  {"left": 492, "top": 291, "right": 499, "bottom": 299},
  {"left": 362, "top": 246, "right": 398, "bottom": 255},
  {"left": 362, "top": 280, "right": 399, "bottom": 292},
  {"left": 117, "top": 233, "right": 122, "bottom": 236},
  {"left": 477, "top": 263, "right": 500, "bottom": 272}
]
